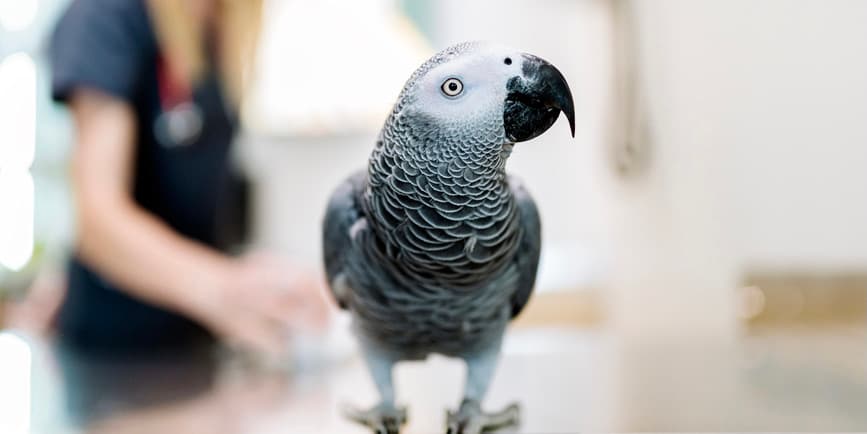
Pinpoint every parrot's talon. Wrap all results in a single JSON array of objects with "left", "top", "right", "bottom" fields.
[
  {"left": 445, "top": 400, "right": 520, "bottom": 434},
  {"left": 342, "top": 402, "right": 407, "bottom": 434}
]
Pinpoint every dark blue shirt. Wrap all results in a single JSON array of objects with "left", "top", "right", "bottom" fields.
[{"left": 51, "top": 0, "right": 240, "bottom": 350}]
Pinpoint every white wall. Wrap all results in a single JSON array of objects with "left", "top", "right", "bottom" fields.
[
  {"left": 709, "top": 0, "right": 867, "bottom": 270},
  {"left": 602, "top": 0, "right": 740, "bottom": 338},
  {"left": 604, "top": 0, "right": 867, "bottom": 338},
  {"left": 628, "top": 0, "right": 867, "bottom": 272}
]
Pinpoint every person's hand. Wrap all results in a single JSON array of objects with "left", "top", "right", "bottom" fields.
[
  {"left": 4, "top": 269, "right": 66, "bottom": 334},
  {"left": 183, "top": 251, "right": 330, "bottom": 356}
]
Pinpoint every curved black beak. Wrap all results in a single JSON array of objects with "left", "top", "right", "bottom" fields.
[{"left": 503, "top": 54, "right": 575, "bottom": 142}]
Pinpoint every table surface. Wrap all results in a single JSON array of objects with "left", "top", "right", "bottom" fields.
[{"left": 12, "top": 324, "right": 867, "bottom": 433}]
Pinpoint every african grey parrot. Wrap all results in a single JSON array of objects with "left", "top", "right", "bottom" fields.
[{"left": 322, "top": 41, "right": 574, "bottom": 434}]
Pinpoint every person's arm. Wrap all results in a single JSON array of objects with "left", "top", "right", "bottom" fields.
[
  {"left": 69, "top": 88, "right": 326, "bottom": 352},
  {"left": 70, "top": 89, "right": 230, "bottom": 314}
]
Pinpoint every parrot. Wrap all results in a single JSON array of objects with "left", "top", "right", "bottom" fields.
[{"left": 322, "top": 41, "right": 575, "bottom": 434}]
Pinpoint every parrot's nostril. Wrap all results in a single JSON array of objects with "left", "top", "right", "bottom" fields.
[{"left": 504, "top": 57, "right": 512, "bottom": 65}]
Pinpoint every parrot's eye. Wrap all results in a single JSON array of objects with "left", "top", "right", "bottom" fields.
[{"left": 441, "top": 78, "right": 463, "bottom": 97}]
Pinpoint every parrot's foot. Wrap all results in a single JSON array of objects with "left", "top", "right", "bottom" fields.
[
  {"left": 342, "top": 402, "right": 407, "bottom": 434},
  {"left": 445, "top": 399, "right": 520, "bottom": 434}
]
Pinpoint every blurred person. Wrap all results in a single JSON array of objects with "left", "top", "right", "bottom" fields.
[{"left": 49, "top": 0, "right": 326, "bottom": 355}]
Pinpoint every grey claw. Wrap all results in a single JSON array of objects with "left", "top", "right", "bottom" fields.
[
  {"left": 342, "top": 402, "right": 407, "bottom": 434},
  {"left": 445, "top": 401, "right": 521, "bottom": 434}
]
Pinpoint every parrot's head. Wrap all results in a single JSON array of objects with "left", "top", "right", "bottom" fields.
[{"left": 390, "top": 41, "right": 575, "bottom": 151}]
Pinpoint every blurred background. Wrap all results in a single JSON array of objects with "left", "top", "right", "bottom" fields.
[{"left": 2, "top": 0, "right": 867, "bottom": 432}]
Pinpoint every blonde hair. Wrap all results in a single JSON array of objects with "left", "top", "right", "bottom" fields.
[{"left": 146, "top": 0, "right": 263, "bottom": 108}]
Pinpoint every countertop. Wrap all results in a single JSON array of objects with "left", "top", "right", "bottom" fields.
[{"left": 7, "top": 325, "right": 867, "bottom": 433}]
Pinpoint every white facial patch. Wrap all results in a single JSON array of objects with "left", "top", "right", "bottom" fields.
[{"left": 411, "top": 43, "right": 523, "bottom": 125}]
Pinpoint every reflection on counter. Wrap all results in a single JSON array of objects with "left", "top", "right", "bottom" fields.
[{"left": 0, "top": 325, "right": 861, "bottom": 433}]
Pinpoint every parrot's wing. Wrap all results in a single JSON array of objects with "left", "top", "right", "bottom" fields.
[
  {"left": 322, "top": 169, "right": 367, "bottom": 310},
  {"left": 508, "top": 177, "right": 542, "bottom": 319}
]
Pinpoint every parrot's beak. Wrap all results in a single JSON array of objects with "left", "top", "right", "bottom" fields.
[{"left": 503, "top": 54, "right": 575, "bottom": 142}]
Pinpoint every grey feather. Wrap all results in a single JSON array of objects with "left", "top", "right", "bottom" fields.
[
  {"left": 322, "top": 170, "right": 367, "bottom": 309},
  {"left": 507, "top": 179, "right": 541, "bottom": 319}
]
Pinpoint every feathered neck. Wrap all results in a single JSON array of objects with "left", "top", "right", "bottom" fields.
[{"left": 363, "top": 130, "right": 520, "bottom": 289}]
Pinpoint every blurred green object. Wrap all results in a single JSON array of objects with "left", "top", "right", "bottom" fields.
[{"left": 399, "top": 0, "right": 435, "bottom": 40}]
